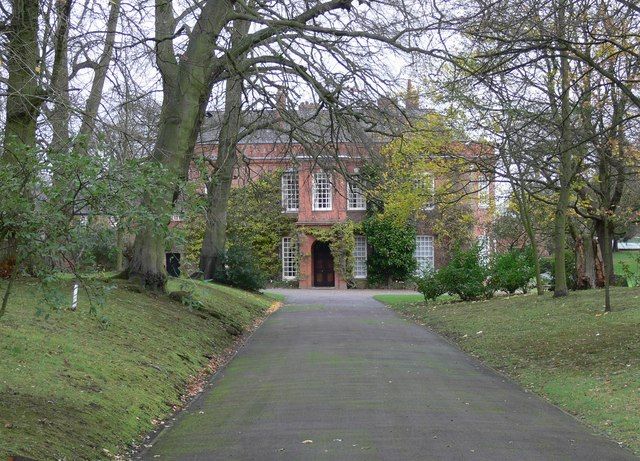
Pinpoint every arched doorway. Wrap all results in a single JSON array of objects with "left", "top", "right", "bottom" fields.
[{"left": 312, "top": 241, "right": 335, "bottom": 287}]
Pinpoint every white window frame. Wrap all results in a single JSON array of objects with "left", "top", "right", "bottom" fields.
[
  {"left": 422, "top": 172, "right": 435, "bottom": 210},
  {"left": 312, "top": 171, "right": 333, "bottom": 211},
  {"left": 281, "top": 169, "right": 299, "bottom": 212},
  {"left": 478, "top": 233, "right": 490, "bottom": 264},
  {"left": 281, "top": 237, "right": 298, "bottom": 280},
  {"left": 354, "top": 235, "right": 368, "bottom": 279},
  {"left": 414, "top": 235, "right": 435, "bottom": 274},
  {"left": 347, "top": 177, "right": 366, "bottom": 211},
  {"left": 478, "top": 177, "right": 490, "bottom": 209}
]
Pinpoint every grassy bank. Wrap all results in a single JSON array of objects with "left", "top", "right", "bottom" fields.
[
  {"left": 0, "top": 277, "right": 274, "bottom": 460},
  {"left": 376, "top": 288, "right": 640, "bottom": 454}
]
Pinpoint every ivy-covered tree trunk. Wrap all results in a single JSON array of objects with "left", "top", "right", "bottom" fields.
[
  {"left": 1, "top": 0, "right": 43, "bottom": 267},
  {"left": 199, "top": 19, "right": 248, "bottom": 280}
]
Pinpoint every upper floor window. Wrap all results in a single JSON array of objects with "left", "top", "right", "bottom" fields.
[
  {"left": 413, "top": 172, "right": 435, "bottom": 210},
  {"left": 414, "top": 235, "right": 435, "bottom": 275},
  {"left": 421, "top": 172, "right": 435, "bottom": 210},
  {"left": 478, "top": 177, "right": 489, "bottom": 208},
  {"left": 312, "top": 172, "right": 332, "bottom": 210},
  {"left": 354, "top": 235, "right": 368, "bottom": 279},
  {"left": 347, "top": 177, "right": 366, "bottom": 210},
  {"left": 281, "top": 170, "right": 299, "bottom": 212}
]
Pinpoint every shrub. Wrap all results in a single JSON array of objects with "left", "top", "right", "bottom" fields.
[
  {"left": 490, "top": 248, "right": 535, "bottom": 294},
  {"left": 415, "top": 268, "right": 444, "bottom": 302},
  {"left": 541, "top": 250, "right": 577, "bottom": 291},
  {"left": 437, "top": 245, "right": 492, "bottom": 301},
  {"left": 618, "top": 252, "right": 640, "bottom": 287},
  {"left": 363, "top": 215, "right": 417, "bottom": 286},
  {"left": 216, "top": 244, "right": 266, "bottom": 291}
]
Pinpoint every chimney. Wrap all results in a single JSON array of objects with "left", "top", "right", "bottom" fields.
[
  {"left": 377, "top": 95, "right": 397, "bottom": 112},
  {"left": 276, "top": 88, "right": 287, "bottom": 113},
  {"left": 298, "top": 101, "right": 319, "bottom": 112},
  {"left": 405, "top": 79, "right": 419, "bottom": 110}
]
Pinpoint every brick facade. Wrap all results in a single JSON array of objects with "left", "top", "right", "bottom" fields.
[{"left": 182, "top": 104, "right": 494, "bottom": 288}]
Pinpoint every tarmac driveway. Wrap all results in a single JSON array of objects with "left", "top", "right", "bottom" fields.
[{"left": 140, "top": 289, "right": 636, "bottom": 460}]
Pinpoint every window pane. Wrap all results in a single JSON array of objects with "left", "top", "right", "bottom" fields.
[
  {"left": 313, "top": 172, "right": 332, "bottom": 210},
  {"left": 281, "top": 170, "right": 299, "bottom": 211},
  {"left": 354, "top": 235, "right": 367, "bottom": 278},
  {"left": 282, "top": 237, "right": 298, "bottom": 279},
  {"left": 348, "top": 179, "right": 366, "bottom": 210},
  {"left": 478, "top": 177, "right": 489, "bottom": 208},
  {"left": 414, "top": 235, "right": 434, "bottom": 274}
]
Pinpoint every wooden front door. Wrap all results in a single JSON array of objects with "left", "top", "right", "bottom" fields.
[{"left": 312, "top": 241, "right": 335, "bottom": 287}]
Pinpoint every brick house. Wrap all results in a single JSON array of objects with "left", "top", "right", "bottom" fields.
[{"left": 185, "top": 102, "right": 494, "bottom": 288}]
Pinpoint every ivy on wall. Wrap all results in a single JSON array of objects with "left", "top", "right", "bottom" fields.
[
  {"left": 300, "top": 220, "right": 362, "bottom": 285},
  {"left": 183, "top": 171, "right": 296, "bottom": 280}
]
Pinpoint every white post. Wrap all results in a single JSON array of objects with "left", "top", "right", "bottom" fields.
[{"left": 71, "top": 283, "right": 79, "bottom": 311}]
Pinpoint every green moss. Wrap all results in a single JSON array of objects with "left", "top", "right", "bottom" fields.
[
  {"left": 373, "top": 293, "right": 457, "bottom": 306},
  {"left": 380, "top": 287, "right": 640, "bottom": 454},
  {"left": 0, "top": 278, "right": 272, "bottom": 460}
]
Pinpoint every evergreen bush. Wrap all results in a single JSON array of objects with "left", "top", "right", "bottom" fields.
[
  {"left": 490, "top": 248, "right": 535, "bottom": 294},
  {"left": 437, "top": 245, "right": 492, "bottom": 301}
]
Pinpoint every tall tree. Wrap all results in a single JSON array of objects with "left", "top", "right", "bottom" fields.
[
  {"left": 199, "top": 17, "right": 249, "bottom": 280},
  {"left": 0, "top": 0, "right": 43, "bottom": 268},
  {"left": 127, "top": 0, "right": 430, "bottom": 290}
]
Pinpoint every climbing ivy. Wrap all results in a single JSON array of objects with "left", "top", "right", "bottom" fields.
[
  {"left": 183, "top": 172, "right": 297, "bottom": 280},
  {"left": 300, "top": 220, "right": 362, "bottom": 285}
]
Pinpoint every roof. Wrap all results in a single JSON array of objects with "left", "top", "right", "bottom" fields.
[{"left": 196, "top": 104, "right": 430, "bottom": 147}]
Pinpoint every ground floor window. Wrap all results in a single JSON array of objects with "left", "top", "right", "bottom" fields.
[
  {"left": 282, "top": 237, "right": 298, "bottom": 279},
  {"left": 414, "top": 235, "right": 434, "bottom": 274},
  {"left": 478, "top": 233, "right": 490, "bottom": 263},
  {"left": 354, "top": 235, "right": 367, "bottom": 279}
]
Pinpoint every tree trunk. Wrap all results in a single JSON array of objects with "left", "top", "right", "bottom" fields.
[
  {"left": 76, "top": 0, "right": 122, "bottom": 152},
  {"left": 574, "top": 234, "right": 588, "bottom": 289},
  {"left": 126, "top": 1, "right": 234, "bottom": 290},
  {"left": 127, "top": 0, "right": 354, "bottom": 291},
  {"left": 584, "top": 234, "right": 597, "bottom": 287},
  {"left": 50, "top": 0, "right": 72, "bottom": 154},
  {"left": 573, "top": 228, "right": 596, "bottom": 290},
  {"left": 553, "top": 0, "right": 573, "bottom": 298},
  {"left": 594, "top": 238, "right": 605, "bottom": 287},
  {"left": 594, "top": 219, "right": 615, "bottom": 286},
  {"left": 603, "top": 214, "right": 612, "bottom": 312},
  {"left": 128, "top": 221, "right": 167, "bottom": 291},
  {"left": 1, "top": 0, "right": 43, "bottom": 267},
  {"left": 199, "top": 18, "right": 249, "bottom": 280},
  {"left": 515, "top": 187, "right": 543, "bottom": 295},
  {"left": 115, "top": 223, "right": 124, "bottom": 272}
]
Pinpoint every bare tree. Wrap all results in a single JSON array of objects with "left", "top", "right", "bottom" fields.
[{"left": 127, "top": 0, "right": 435, "bottom": 291}]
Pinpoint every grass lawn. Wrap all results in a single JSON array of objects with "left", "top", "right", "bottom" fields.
[
  {"left": 0, "top": 277, "right": 274, "bottom": 460},
  {"left": 615, "top": 251, "right": 640, "bottom": 285},
  {"left": 375, "top": 287, "right": 640, "bottom": 454},
  {"left": 373, "top": 293, "right": 457, "bottom": 306},
  {"left": 263, "top": 291, "right": 286, "bottom": 303}
]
